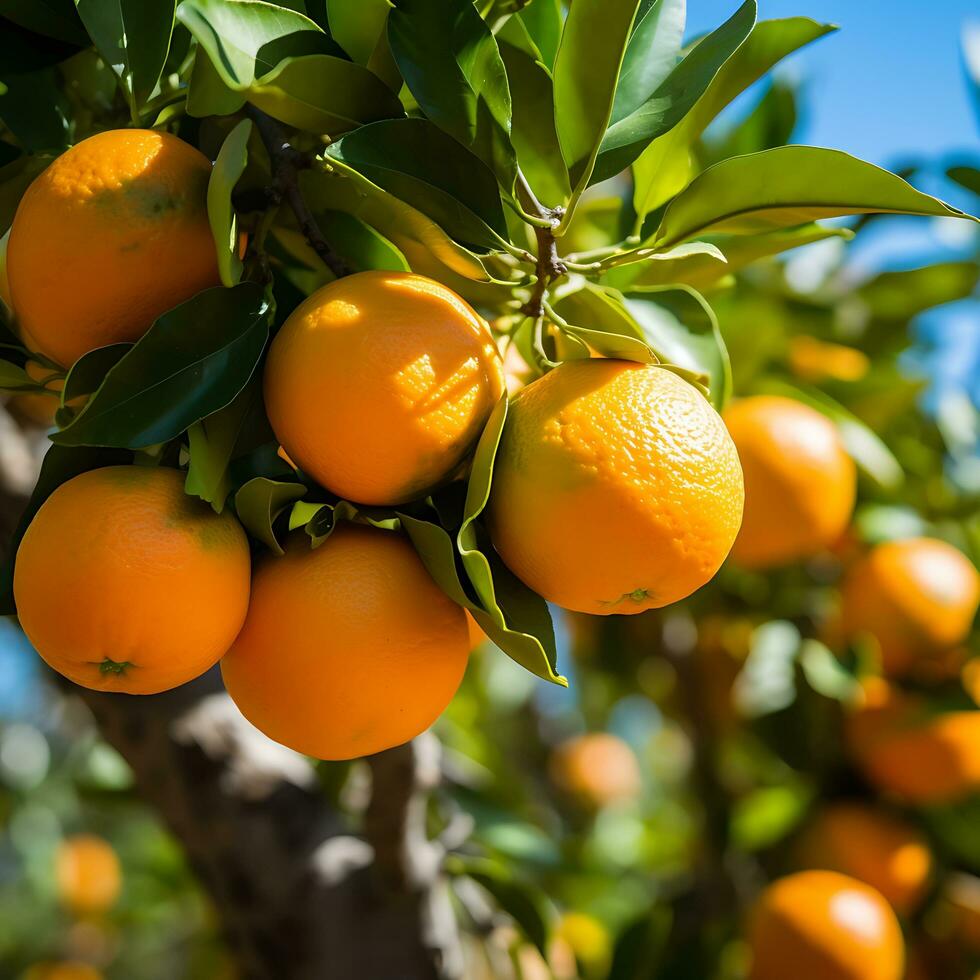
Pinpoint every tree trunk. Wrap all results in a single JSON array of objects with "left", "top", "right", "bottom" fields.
[{"left": 0, "top": 411, "right": 464, "bottom": 980}]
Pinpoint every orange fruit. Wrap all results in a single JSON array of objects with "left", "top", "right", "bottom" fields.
[
  {"left": 24, "top": 964, "right": 103, "bottom": 980},
  {"left": 723, "top": 395, "right": 856, "bottom": 569},
  {"left": 487, "top": 361, "right": 743, "bottom": 615},
  {"left": 14, "top": 466, "right": 250, "bottom": 694},
  {"left": 264, "top": 271, "right": 504, "bottom": 505},
  {"left": 549, "top": 733, "right": 641, "bottom": 808},
  {"left": 54, "top": 834, "right": 121, "bottom": 915},
  {"left": 795, "top": 803, "right": 932, "bottom": 916},
  {"left": 840, "top": 538, "right": 979, "bottom": 677},
  {"left": 7, "top": 129, "right": 219, "bottom": 366},
  {"left": 788, "top": 336, "right": 870, "bottom": 383},
  {"left": 222, "top": 524, "right": 469, "bottom": 759},
  {"left": 748, "top": 870, "right": 904, "bottom": 980},
  {"left": 465, "top": 611, "right": 485, "bottom": 651}
]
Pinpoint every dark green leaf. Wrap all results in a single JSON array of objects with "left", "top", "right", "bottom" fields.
[
  {"left": 207, "top": 118, "right": 251, "bottom": 287},
  {"left": 317, "top": 210, "right": 410, "bottom": 273},
  {"left": 947, "top": 165, "right": 980, "bottom": 197},
  {"left": 632, "top": 17, "right": 839, "bottom": 219},
  {"left": 325, "top": 0, "right": 387, "bottom": 63},
  {"left": 611, "top": 0, "right": 685, "bottom": 124},
  {"left": 60, "top": 343, "right": 131, "bottom": 405},
  {"left": 0, "top": 0, "right": 87, "bottom": 44},
  {"left": 552, "top": 0, "right": 641, "bottom": 191},
  {"left": 652, "top": 147, "right": 978, "bottom": 249},
  {"left": 52, "top": 283, "right": 269, "bottom": 449},
  {"left": 592, "top": 0, "right": 756, "bottom": 185},
  {"left": 235, "top": 476, "right": 306, "bottom": 554},
  {"left": 389, "top": 0, "right": 516, "bottom": 189},
  {"left": 0, "top": 358, "right": 37, "bottom": 390},
  {"left": 0, "top": 69, "right": 69, "bottom": 152},
  {"left": 324, "top": 118, "right": 509, "bottom": 248},
  {"left": 623, "top": 287, "right": 732, "bottom": 409},
  {"left": 74, "top": 0, "right": 176, "bottom": 113},
  {"left": 0, "top": 16, "right": 81, "bottom": 74}
]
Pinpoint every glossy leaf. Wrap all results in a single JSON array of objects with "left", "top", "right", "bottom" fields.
[
  {"left": 633, "top": 16, "right": 837, "bottom": 220},
  {"left": 179, "top": 0, "right": 401, "bottom": 131},
  {"left": 611, "top": 0, "right": 686, "bottom": 124},
  {"left": 517, "top": 0, "right": 561, "bottom": 69},
  {"left": 622, "top": 287, "right": 732, "bottom": 409},
  {"left": 651, "top": 147, "right": 978, "bottom": 249},
  {"left": 756, "top": 379, "right": 904, "bottom": 490},
  {"left": 389, "top": 0, "right": 516, "bottom": 189},
  {"left": 552, "top": 0, "right": 641, "bottom": 191},
  {"left": 52, "top": 283, "right": 270, "bottom": 449},
  {"left": 0, "top": 358, "right": 37, "bottom": 390},
  {"left": 326, "top": 0, "right": 388, "bottom": 64},
  {"left": 207, "top": 118, "right": 251, "bottom": 287},
  {"left": 496, "top": 17, "right": 569, "bottom": 205},
  {"left": 59, "top": 343, "right": 131, "bottom": 406},
  {"left": 0, "top": 0, "right": 87, "bottom": 45},
  {"left": 235, "top": 476, "right": 307, "bottom": 554},
  {"left": 324, "top": 118, "right": 509, "bottom": 249},
  {"left": 592, "top": 0, "right": 756, "bottom": 185},
  {"left": 552, "top": 285, "right": 658, "bottom": 363},
  {"left": 74, "top": 0, "right": 176, "bottom": 113},
  {"left": 298, "top": 165, "right": 501, "bottom": 284}
]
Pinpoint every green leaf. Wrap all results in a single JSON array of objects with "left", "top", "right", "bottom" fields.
[
  {"left": 59, "top": 343, "right": 130, "bottom": 405},
  {"left": 389, "top": 0, "right": 516, "bottom": 190},
  {"left": 754, "top": 379, "right": 904, "bottom": 491},
  {"left": 632, "top": 17, "right": 838, "bottom": 221},
  {"left": 298, "top": 164, "right": 500, "bottom": 284},
  {"left": 651, "top": 147, "right": 978, "bottom": 249},
  {"left": 0, "top": 358, "right": 36, "bottom": 390},
  {"left": 0, "top": 444, "right": 131, "bottom": 614},
  {"left": 179, "top": 0, "right": 402, "bottom": 131},
  {"left": 0, "top": 69, "right": 69, "bottom": 153},
  {"left": 52, "top": 283, "right": 270, "bottom": 449},
  {"left": 552, "top": 0, "right": 641, "bottom": 191},
  {"left": 456, "top": 396, "right": 566, "bottom": 686},
  {"left": 74, "top": 0, "right": 176, "bottom": 115},
  {"left": 592, "top": 0, "right": 756, "bottom": 185},
  {"left": 324, "top": 118, "right": 509, "bottom": 249},
  {"left": 551, "top": 285, "right": 658, "bottom": 363},
  {"left": 207, "top": 118, "right": 251, "bottom": 287},
  {"left": 235, "top": 476, "right": 306, "bottom": 554},
  {"left": 185, "top": 376, "right": 263, "bottom": 512},
  {"left": 0, "top": 0, "right": 88, "bottom": 45},
  {"left": 325, "top": 0, "right": 388, "bottom": 64},
  {"left": 612, "top": 0, "right": 685, "bottom": 124},
  {"left": 857, "top": 261, "right": 980, "bottom": 322},
  {"left": 517, "top": 0, "right": 560, "bottom": 69},
  {"left": 947, "top": 165, "right": 980, "bottom": 197},
  {"left": 496, "top": 16, "right": 570, "bottom": 206},
  {"left": 317, "top": 210, "right": 409, "bottom": 273},
  {"left": 622, "top": 287, "right": 732, "bottom": 409}
]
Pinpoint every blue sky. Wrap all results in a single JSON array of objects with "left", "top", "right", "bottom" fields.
[{"left": 688, "top": 2, "right": 978, "bottom": 168}]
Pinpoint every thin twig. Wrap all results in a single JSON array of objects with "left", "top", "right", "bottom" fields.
[
  {"left": 515, "top": 171, "right": 566, "bottom": 319},
  {"left": 245, "top": 105, "right": 352, "bottom": 279}
]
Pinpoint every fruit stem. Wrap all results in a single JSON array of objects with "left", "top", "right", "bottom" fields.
[{"left": 244, "top": 106, "right": 352, "bottom": 280}]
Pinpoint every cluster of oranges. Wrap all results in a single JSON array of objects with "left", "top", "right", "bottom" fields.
[{"left": 8, "top": 127, "right": 748, "bottom": 760}]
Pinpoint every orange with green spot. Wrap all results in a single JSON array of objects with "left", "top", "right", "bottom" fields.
[
  {"left": 487, "top": 360, "right": 743, "bottom": 614},
  {"left": 14, "top": 466, "right": 250, "bottom": 694},
  {"left": 7, "top": 128, "right": 220, "bottom": 366}
]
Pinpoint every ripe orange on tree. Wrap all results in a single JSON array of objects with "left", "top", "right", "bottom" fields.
[
  {"left": 14, "top": 466, "right": 250, "bottom": 694},
  {"left": 840, "top": 537, "right": 979, "bottom": 677},
  {"left": 795, "top": 802, "right": 932, "bottom": 916},
  {"left": 264, "top": 270, "right": 504, "bottom": 506},
  {"left": 487, "top": 360, "right": 743, "bottom": 615},
  {"left": 846, "top": 680, "right": 980, "bottom": 804},
  {"left": 747, "top": 870, "right": 904, "bottom": 980},
  {"left": 7, "top": 128, "right": 220, "bottom": 367},
  {"left": 221, "top": 523, "right": 470, "bottom": 760},
  {"left": 723, "top": 395, "right": 856, "bottom": 569},
  {"left": 549, "top": 733, "right": 641, "bottom": 809},
  {"left": 54, "top": 834, "right": 121, "bottom": 916}
]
